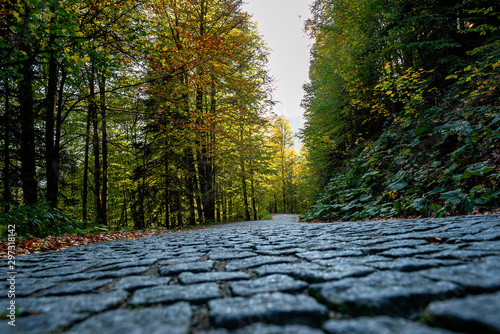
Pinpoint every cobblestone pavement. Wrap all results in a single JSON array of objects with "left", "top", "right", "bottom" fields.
[{"left": 2, "top": 214, "right": 500, "bottom": 333}]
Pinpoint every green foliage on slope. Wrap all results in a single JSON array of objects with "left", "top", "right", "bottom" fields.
[
  {"left": 302, "top": 104, "right": 500, "bottom": 221},
  {"left": 301, "top": 0, "right": 500, "bottom": 221}
]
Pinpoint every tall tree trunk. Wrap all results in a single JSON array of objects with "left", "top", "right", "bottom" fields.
[
  {"left": 45, "top": 43, "right": 58, "bottom": 208},
  {"left": 3, "top": 80, "right": 10, "bottom": 211},
  {"left": 194, "top": 154, "right": 204, "bottom": 223},
  {"left": 82, "top": 99, "right": 91, "bottom": 222},
  {"left": 240, "top": 159, "right": 251, "bottom": 221},
  {"left": 282, "top": 156, "right": 286, "bottom": 213},
  {"left": 164, "top": 143, "right": 171, "bottom": 229},
  {"left": 120, "top": 183, "right": 128, "bottom": 227},
  {"left": 274, "top": 194, "right": 277, "bottom": 213},
  {"left": 165, "top": 187, "right": 171, "bottom": 229},
  {"left": 195, "top": 86, "right": 206, "bottom": 224},
  {"left": 222, "top": 193, "right": 227, "bottom": 222},
  {"left": 19, "top": 58, "right": 37, "bottom": 205},
  {"left": 135, "top": 151, "right": 146, "bottom": 230},
  {"left": 99, "top": 76, "right": 108, "bottom": 226},
  {"left": 196, "top": 2, "right": 212, "bottom": 223},
  {"left": 54, "top": 67, "right": 67, "bottom": 208},
  {"left": 176, "top": 187, "right": 182, "bottom": 228},
  {"left": 185, "top": 149, "right": 196, "bottom": 225},
  {"left": 180, "top": 72, "right": 198, "bottom": 226},
  {"left": 216, "top": 185, "right": 221, "bottom": 223},
  {"left": 90, "top": 65, "right": 103, "bottom": 224},
  {"left": 204, "top": 78, "right": 217, "bottom": 222},
  {"left": 250, "top": 169, "right": 257, "bottom": 220}
]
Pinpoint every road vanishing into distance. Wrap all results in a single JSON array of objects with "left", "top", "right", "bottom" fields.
[{"left": 2, "top": 214, "right": 500, "bottom": 333}]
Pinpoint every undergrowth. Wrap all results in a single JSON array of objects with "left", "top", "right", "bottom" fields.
[
  {"left": 302, "top": 103, "right": 500, "bottom": 222},
  {"left": 0, "top": 201, "right": 96, "bottom": 239}
]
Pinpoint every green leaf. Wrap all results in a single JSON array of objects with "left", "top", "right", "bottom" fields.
[
  {"left": 427, "top": 187, "right": 447, "bottom": 195},
  {"left": 431, "top": 161, "right": 442, "bottom": 168},
  {"left": 435, "top": 207, "right": 446, "bottom": 218},
  {"left": 430, "top": 203, "right": 443, "bottom": 211},
  {"left": 463, "top": 162, "right": 494, "bottom": 178},
  {"left": 395, "top": 157, "right": 406, "bottom": 164},
  {"left": 410, "top": 139, "right": 421, "bottom": 147},
  {"left": 388, "top": 181, "right": 408, "bottom": 191},
  {"left": 470, "top": 184, "right": 486, "bottom": 193},
  {"left": 416, "top": 123, "right": 433, "bottom": 136},
  {"left": 341, "top": 201, "right": 358, "bottom": 211},
  {"left": 444, "top": 163, "right": 458, "bottom": 175},
  {"left": 410, "top": 196, "right": 429, "bottom": 212},
  {"left": 440, "top": 189, "right": 467, "bottom": 203},
  {"left": 359, "top": 194, "right": 373, "bottom": 202},
  {"left": 362, "top": 171, "right": 380, "bottom": 182}
]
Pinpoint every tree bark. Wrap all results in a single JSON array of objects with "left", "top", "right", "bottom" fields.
[
  {"left": 45, "top": 40, "right": 58, "bottom": 208},
  {"left": 282, "top": 153, "right": 286, "bottom": 213},
  {"left": 82, "top": 96, "right": 91, "bottom": 223},
  {"left": 194, "top": 154, "right": 204, "bottom": 223},
  {"left": 250, "top": 169, "right": 257, "bottom": 220},
  {"left": 185, "top": 149, "right": 196, "bottom": 225},
  {"left": 222, "top": 193, "right": 227, "bottom": 222},
  {"left": 176, "top": 186, "right": 182, "bottom": 228},
  {"left": 120, "top": 183, "right": 128, "bottom": 227},
  {"left": 90, "top": 65, "right": 103, "bottom": 224},
  {"left": 99, "top": 76, "right": 108, "bottom": 226},
  {"left": 216, "top": 188, "right": 221, "bottom": 223},
  {"left": 195, "top": 86, "right": 207, "bottom": 224},
  {"left": 274, "top": 194, "right": 277, "bottom": 213},
  {"left": 54, "top": 67, "right": 67, "bottom": 208},
  {"left": 19, "top": 57, "right": 37, "bottom": 205},
  {"left": 164, "top": 142, "right": 171, "bottom": 229},
  {"left": 240, "top": 159, "right": 251, "bottom": 221},
  {"left": 3, "top": 80, "right": 10, "bottom": 211},
  {"left": 204, "top": 78, "right": 217, "bottom": 222}
]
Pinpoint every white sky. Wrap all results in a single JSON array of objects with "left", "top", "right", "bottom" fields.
[{"left": 242, "top": 0, "right": 313, "bottom": 151}]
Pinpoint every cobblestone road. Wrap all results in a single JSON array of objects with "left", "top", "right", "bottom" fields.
[{"left": 2, "top": 214, "right": 500, "bottom": 333}]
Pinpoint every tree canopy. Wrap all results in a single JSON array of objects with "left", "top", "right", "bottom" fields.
[
  {"left": 0, "top": 0, "right": 308, "bottom": 237},
  {"left": 2, "top": 0, "right": 499, "bottom": 237}
]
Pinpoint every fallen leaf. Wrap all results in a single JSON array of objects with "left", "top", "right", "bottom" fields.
[{"left": 425, "top": 237, "right": 444, "bottom": 244}]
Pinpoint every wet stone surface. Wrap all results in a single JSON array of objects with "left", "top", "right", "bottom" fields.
[{"left": 1, "top": 214, "right": 500, "bottom": 333}]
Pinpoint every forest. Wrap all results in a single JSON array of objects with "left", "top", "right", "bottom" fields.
[
  {"left": 1, "top": 0, "right": 499, "bottom": 240},
  {"left": 0, "top": 0, "right": 313, "bottom": 238},
  {"left": 301, "top": 0, "right": 500, "bottom": 221}
]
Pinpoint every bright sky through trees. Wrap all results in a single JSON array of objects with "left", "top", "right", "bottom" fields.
[{"left": 243, "top": 0, "right": 313, "bottom": 151}]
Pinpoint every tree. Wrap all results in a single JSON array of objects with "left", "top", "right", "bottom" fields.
[
  {"left": 268, "top": 116, "right": 296, "bottom": 213},
  {"left": 0, "top": 0, "right": 283, "bottom": 236}
]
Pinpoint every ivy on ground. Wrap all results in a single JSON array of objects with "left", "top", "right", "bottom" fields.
[{"left": 302, "top": 103, "right": 500, "bottom": 222}]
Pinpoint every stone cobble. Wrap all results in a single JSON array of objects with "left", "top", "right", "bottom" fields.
[{"left": 1, "top": 214, "right": 500, "bottom": 333}]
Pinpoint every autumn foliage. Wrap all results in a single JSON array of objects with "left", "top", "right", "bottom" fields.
[
  {"left": 0, "top": 0, "right": 310, "bottom": 239},
  {"left": 0, "top": 222, "right": 237, "bottom": 258}
]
